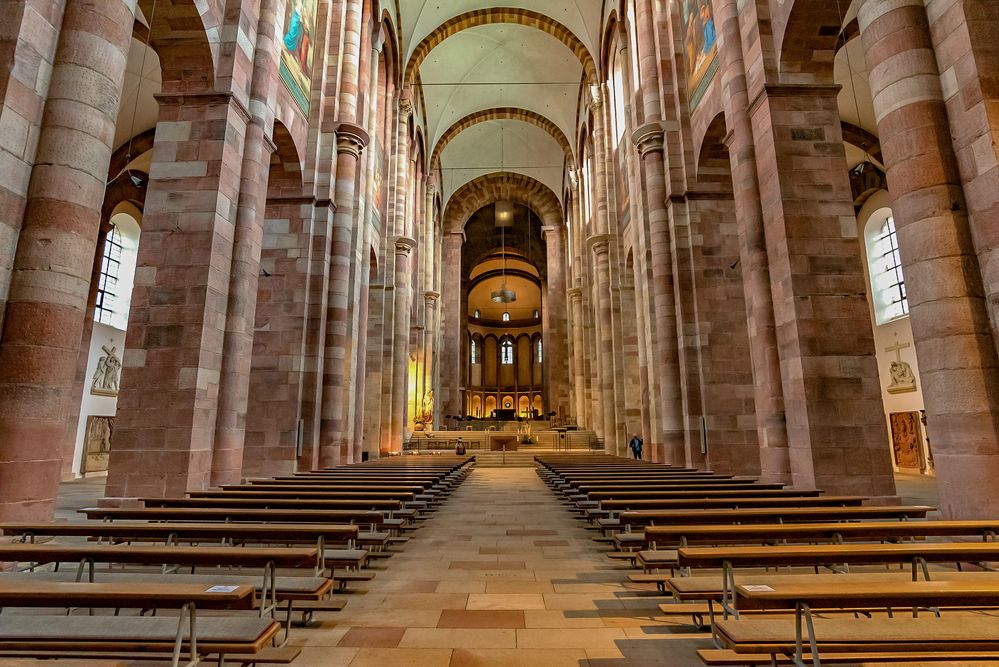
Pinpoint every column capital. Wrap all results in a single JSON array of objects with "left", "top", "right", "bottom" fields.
[
  {"left": 154, "top": 91, "right": 251, "bottom": 124},
  {"left": 398, "top": 95, "right": 414, "bottom": 120},
  {"left": 335, "top": 121, "right": 370, "bottom": 157},
  {"left": 748, "top": 83, "right": 842, "bottom": 116},
  {"left": 395, "top": 236, "right": 417, "bottom": 255},
  {"left": 588, "top": 84, "right": 604, "bottom": 110},
  {"left": 424, "top": 290, "right": 440, "bottom": 303},
  {"left": 567, "top": 287, "right": 583, "bottom": 300},
  {"left": 541, "top": 225, "right": 562, "bottom": 240},
  {"left": 632, "top": 121, "right": 666, "bottom": 157},
  {"left": 587, "top": 233, "right": 612, "bottom": 255}
]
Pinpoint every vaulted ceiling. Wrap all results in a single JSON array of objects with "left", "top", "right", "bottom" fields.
[{"left": 400, "top": 1, "right": 605, "bottom": 208}]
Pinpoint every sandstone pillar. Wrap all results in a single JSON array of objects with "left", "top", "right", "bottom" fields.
[
  {"left": 243, "top": 196, "right": 314, "bottom": 477},
  {"left": 714, "top": 0, "right": 790, "bottom": 482},
  {"left": 319, "top": 125, "right": 368, "bottom": 468},
  {"left": 389, "top": 237, "right": 415, "bottom": 450},
  {"left": 107, "top": 93, "right": 249, "bottom": 499},
  {"left": 587, "top": 89, "right": 619, "bottom": 452},
  {"left": 0, "top": 0, "right": 67, "bottom": 331},
  {"left": 632, "top": 125, "right": 686, "bottom": 464},
  {"left": 319, "top": 0, "right": 367, "bottom": 468},
  {"left": 211, "top": 0, "right": 282, "bottom": 484},
  {"left": 748, "top": 83, "right": 894, "bottom": 496},
  {"left": 542, "top": 226, "right": 570, "bottom": 417},
  {"left": 422, "top": 290, "right": 440, "bottom": 425},
  {"left": 351, "top": 35, "right": 383, "bottom": 461},
  {"left": 589, "top": 236, "right": 617, "bottom": 452},
  {"left": 341, "top": 3, "right": 375, "bottom": 463},
  {"left": 0, "top": 0, "right": 134, "bottom": 520},
  {"left": 922, "top": 0, "right": 999, "bottom": 361},
  {"left": 568, "top": 287, "right": 586, "bottom": 425},
  {"left": 440, "top": 231, "right": 464, "bottom": 421},
  {"left": 859, "top": 0, "right": 999, "bottom": 517}
]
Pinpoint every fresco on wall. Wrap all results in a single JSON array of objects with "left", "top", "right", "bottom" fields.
[
  {"left": 680, "top": 0, "right": 718, "bottom": 110},
  {"left": 280, "top": 0, "right": 318, "bottom": 112}
]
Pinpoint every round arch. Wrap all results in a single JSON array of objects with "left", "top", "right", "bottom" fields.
[
  {"left": 443, "top": 172, "right": 563, "bottom": 234},
  {"left": 404, "top": 7, "right": 597, "bottom": 83},
  {"left": 774, "top": 0, "right": 846, "bottom": 84},
  {"left": 431, "top": 107, "right": 574, "bottom": 170},
  {"left": 139, "top": 0, "right": 216, "bottom": 92}
]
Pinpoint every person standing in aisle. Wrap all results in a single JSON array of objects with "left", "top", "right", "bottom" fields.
[{"left": 629, "top": 434, "right": 643, "bottom": 460}]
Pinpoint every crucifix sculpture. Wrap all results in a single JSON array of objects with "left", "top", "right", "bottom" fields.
[{"left": 885, "top": 334, "right": 916, "bottom": 394}]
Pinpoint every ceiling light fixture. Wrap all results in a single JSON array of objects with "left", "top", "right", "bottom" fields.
[{"left": 492, "top": 122, "right": 516, "bottom": 303}]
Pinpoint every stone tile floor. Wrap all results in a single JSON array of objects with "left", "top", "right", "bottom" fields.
[
  {"left": 51, "top": 468, "right": 943, "bottom": 666},
  {"left": 275, "top": 467, "right": 714, "bottom": 666}
]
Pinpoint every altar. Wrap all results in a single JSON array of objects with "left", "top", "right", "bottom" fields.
[{"left": 488, "top": 434, "right": 519, "bottom": 451}]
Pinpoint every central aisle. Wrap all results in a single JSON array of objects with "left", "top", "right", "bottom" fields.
[{"left": 294, "top": 467, "right": 710, "bottom": 666}]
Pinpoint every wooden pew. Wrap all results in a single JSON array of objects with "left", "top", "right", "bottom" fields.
[
  {"left": 0, "top": 544, "right": 318, "bottom": 609},
  {"left": 0, "top": 581, "right": 281, "bottom": 667},
  {"left": 616, "top": 506, "right": 934, "bottom": 530},
  {"left": 711, "top": 579, "right": 999, "bottom": 667}
]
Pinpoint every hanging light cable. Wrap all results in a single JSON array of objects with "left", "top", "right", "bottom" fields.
[
  {"left": 108, "top": 0, "right": 157, "bottom": 187},
  {"left": 492, "top": 121, "right": 516, "bottom": 303}
]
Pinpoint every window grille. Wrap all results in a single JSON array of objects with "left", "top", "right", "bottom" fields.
[{"left": 95, "top": 225, "right": 123, "bottom": 325}]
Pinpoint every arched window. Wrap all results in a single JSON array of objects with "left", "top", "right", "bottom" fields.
[
  {"left": 94, "top": 215, "right": 141, "bottom": 331},
  {"left": 473, "top": 309, "right": 480, "bottom": 319},
  {"left": 502, "top": 311, "right": 510, "bottom": 322},
  {"left": 94, "top": 224, "right": 123, "bottom": 325},
  {"left": 501, "top": 340, "right": 514, "bottom": 364},
  {"left": 533, "top": 309, "right": 539, "bottom": 319},
  {"left": 866, "top": 211, "right": 909, "bottom": 324},
  {"left": 537, "top": 339, "right": 543, "bottom": 364},
  {"left": 470, "top": 339, "right": 478, "bottom": 364},
  {"left": 610, "top": 51, "right": 628, "bottom": 146}
]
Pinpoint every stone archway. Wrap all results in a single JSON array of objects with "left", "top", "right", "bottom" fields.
[
  {"left": 431, "top": 108, "right": 574, "bottom": 170},
  {"left": 405, "top": 7, "right": 597, "bottom": 83}
]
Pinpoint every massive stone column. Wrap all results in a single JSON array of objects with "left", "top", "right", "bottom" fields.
[
  {"left": 243, "top": 195, "right": 314, "bottom": 477},
  {"left": 389, "top": 237, "right": 415, "bottom": 450},
  {"left": 589, "top": 236, "right": 617, "bottom": 452},
  {"left": 748, "top": 82, "right": 894, "bottom": 496},
  {"left": 921, "top": 0, "right": 999, "bottom": 361},
  {"left": 440, "top": 231, "right": 464, "bottom": 421},
  {"left": 542, "top": 226, "right": 570, "bottom": 417},
  {"left": 381, "top": 96, "right": 412, "bottom": 452},
  {"left": 714, "top": 0, "right": 790, "bottom": 482},
  {"left": 341, "top": 5, "right": 375, "bottom": 463},
  {"left": 351, "top": 35, "right": 384, "bottom": 461},
  {"left": 0, "top": 0, "right": 67, "bottom": 331},
  {"left": 0, "top": 0, "right": 135, "bottom": 521},
  {"left": 568, "top": 286, "right": 586, "bottom": 425},
  {"left": 859, "top": 0, "right": 999, "bottom": 517},
  {"left": 587, "top": 89, "right": 620, "bottom": 453},
  {"left": 631, "top": 125, "right": 686, "bottom": 464},
  {"left": 319, "top": 0, "right": 368, "bottom": 468},
  {"left": 631, "top": 0, "right": 687, "bottom": 463},
  {"left": 422, "top": 290, "right": 440, "bottom": 421},
  {"left": 211, "top": 0, "right": 281, "bottom": 484},
  {"left": 107, "top": 93, "right": 249, "bottom": 499}
]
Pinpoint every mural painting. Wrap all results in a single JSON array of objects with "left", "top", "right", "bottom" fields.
[
  {"left": 680, "top": 0, "right": 718, "bottom": 110},
  {"left": 280, "top": 0, "right": 319, "bottom": 112}
]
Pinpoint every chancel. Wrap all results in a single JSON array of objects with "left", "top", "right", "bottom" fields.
[{"left": 1, "top": 0, "right": 998, "bottom": 664}]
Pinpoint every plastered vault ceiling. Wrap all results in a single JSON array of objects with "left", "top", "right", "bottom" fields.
[{"left": 400, "top": 1, "right": 605, "bottom": 207}]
